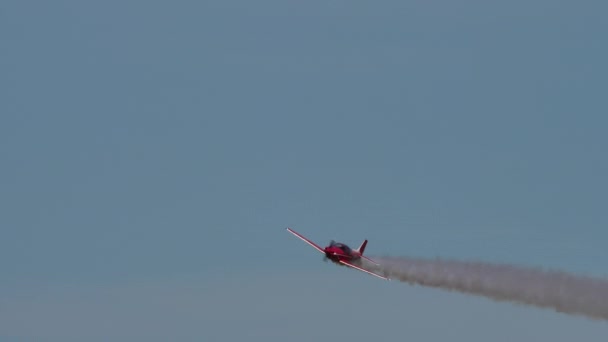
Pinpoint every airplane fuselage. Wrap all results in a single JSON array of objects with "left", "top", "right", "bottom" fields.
[{"left": 323, "top": 243, "right": 361, "bottom": 264}]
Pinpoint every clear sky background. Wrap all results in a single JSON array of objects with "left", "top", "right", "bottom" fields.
[{"left": 1, "top": 0, "right": 607, "bottom": 341}]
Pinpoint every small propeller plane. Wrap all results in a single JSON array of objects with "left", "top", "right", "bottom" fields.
[{"left": 286, "top": 227, "right": 389, "bottom": 280}]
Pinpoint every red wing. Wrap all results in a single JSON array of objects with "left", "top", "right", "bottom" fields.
[
  {"left": 339, "top": 260, "right": 389, "bottom": 280},
  {"left": 286, "top": 227, "right": 325, "bottom": 254}
]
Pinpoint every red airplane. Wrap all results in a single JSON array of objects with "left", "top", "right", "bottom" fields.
[{"left": 286, "top": 227, "right": 389, "bottom": 280}]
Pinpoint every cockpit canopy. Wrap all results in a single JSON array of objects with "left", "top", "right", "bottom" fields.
[{"left": 329, "top": 240, "right": 352, "bottom": 253}]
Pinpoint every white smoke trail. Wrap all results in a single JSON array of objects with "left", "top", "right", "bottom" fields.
[{"left": 368, "top": 256, "right": 608, "bottom": 321}]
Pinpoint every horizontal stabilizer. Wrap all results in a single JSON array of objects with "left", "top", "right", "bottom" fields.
[{"left": 361, "top": 255, "right": 380, "bottom": 265}]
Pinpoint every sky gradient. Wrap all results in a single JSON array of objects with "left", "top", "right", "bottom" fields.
[{"left": 2, "top": 0, "right": 607, "bottom": 341}]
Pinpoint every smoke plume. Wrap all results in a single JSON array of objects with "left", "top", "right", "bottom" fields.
[{"left": 368, "top": 256, "right": 608, "bottom": 321}]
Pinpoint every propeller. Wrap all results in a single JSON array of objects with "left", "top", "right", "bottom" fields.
[{"left": 323, "top": 240, "right": 335, "bottom": 262}]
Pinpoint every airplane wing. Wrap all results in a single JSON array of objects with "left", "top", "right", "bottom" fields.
[
  {"left": 286, "top": 227, "right": 325, "bottom": 254},
  {"left": 339, "top": 260, "right": 389, "bottom": 280}
]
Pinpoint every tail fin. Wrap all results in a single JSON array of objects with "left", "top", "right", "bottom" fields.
[
  {"left": 356, "top": 239, "right": 368, "bottom": 255},
  {"left": 356, "top": 239, "right": 380, "bottom": 265}
]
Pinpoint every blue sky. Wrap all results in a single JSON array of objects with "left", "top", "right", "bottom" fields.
[{"left": 1, "top": 0, "right": 607, "bottom": 340}]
